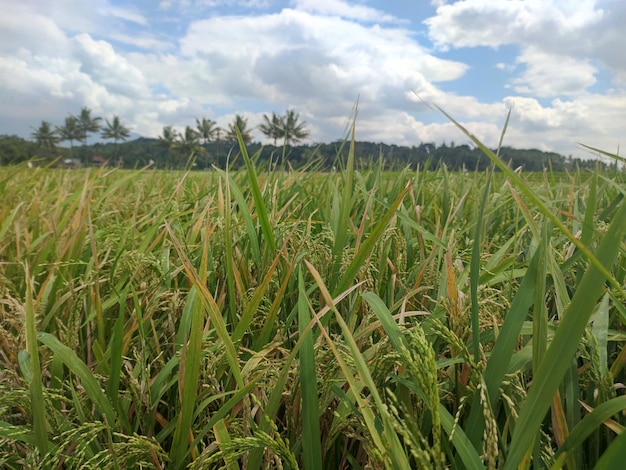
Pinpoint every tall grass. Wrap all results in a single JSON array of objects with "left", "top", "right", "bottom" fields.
[{"left": 1, "top": 122, "right": 625, "bottom": 468}]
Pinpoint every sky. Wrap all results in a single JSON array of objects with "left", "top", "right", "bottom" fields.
[{"left": 1, "top": 0, "right": 625, "bottom": 158}]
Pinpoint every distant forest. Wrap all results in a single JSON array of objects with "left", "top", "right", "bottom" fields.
[{"left": 0, "top": 133, "right": 611, "bottom": 172}]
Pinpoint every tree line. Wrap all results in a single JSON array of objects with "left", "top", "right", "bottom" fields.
[
  {"left": 30, "top": 107, "right": 131, "bottom": 165},
  {"left": 0, "top": 106, "right": 614, "bottom": 172},
  {"left": 25, "top": 107, "right": 309, "bottom": 167}
]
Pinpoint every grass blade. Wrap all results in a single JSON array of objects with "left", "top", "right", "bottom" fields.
[
  {"left": 297, "top": 268, "right": 323, "bottom": 470},
  {"left": 214, "top": 419, "right": 239, "bottom": 470},
  {"left": 330, "top": 110, "right": 356, "bottom": 290},
  {"left": 235, "top": 126, "right": 276, "bottom": 253},
  {"left": 306, "top": 260, "right": 411, "bottom": 469},
  {"left": 165, "top": 221, "right": 243, "bottom": 387},
  {"left": 363, "top": 292, "right": 483, "bottom": 469},
  {"left": 470, "top": 166, "right": 492, "bottom": 363},
  {"left": 38, "top": 332, "right": 117, "bottom": 426},
  {"left": 334, "top": 182, "right": 411, "bottom": 296},
  {"left": 578, "top": 143, "right": 626, "bottom": 165},
  {"left": 0, "top": 421, "right": 43, "bottom": 447},
  {"left": 505, "top": 197, "right": 626, "bottom": 469},
  {"left": 231, "top": 245, "right": 283, "bottom": 344},
  {"left": 432, "top": 103, "right": 625, "bottom": 298},
  {"left": 591, "top": 293, "right": 610, "bottom": 375},
  {"left": 464, "top": 243, "right": 541, "bottom": 449},
  {"left": 105, "top": 286, "right": 128, "bottom": 430},
  {"left": 214, "top": 167, "right": 261, "bottom": 265},
  {"left": 532, "top": 224, "right": 548, "bottom": 373},
  {"left": 24, "top": 264, "right": 48, "bottom": 455},
  {"left": 246, "top": 283, "right": 361, "bottom": 470},
  {"left": 170, "top": 287, "right": 204, "bottom": 468},
  {"left": 594, "top": 426, "right": 626, "bottom": 470},
  {"left": 554, "top": 395, "right": 626, "bottom": 463}
]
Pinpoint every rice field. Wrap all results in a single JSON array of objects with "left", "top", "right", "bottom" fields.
[{"left": 1, "top": 129, "right": 626, "bottom": 469}]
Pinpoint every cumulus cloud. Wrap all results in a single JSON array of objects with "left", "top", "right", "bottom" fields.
[
  {"left": 417, "top": 0, "right": 626, "bottom": 156},
  {"left": 425, "top": 0, "right": 626, "bottom": 93},
  {"left": 0, "top": 0, "right": 625, "bottom": 159},
  {"left": 0, "top": 0, "right": 194, "bottom": 137},
  {"left": 0, "top": 55, "right": 71, "bottom": 98},
  {"left": 511, "top": 47, "right": 597, "bottom": 97},
  {"left": 72, "top": 34, "right": 149, "bottom": 98},
  {"left": 142, "top": 7, "right": 478, "bottom": 144},
  {"left": 498, "top": 91, "right": 626, "bottom": 156},
  {"left": 176, "top": 9, "right": 467, "bottom": 105},
  {"left": 1, "top": 0, "right": 104, "bottom": 36},
  {"left": 354, "top": 109, "right": 505, "bottom": 149},
  {"left": 426, "top": 0, "right": 604, "bottom": 52},
  {"left": 0, "top": 3, "right": 70, "bottom": 55}
]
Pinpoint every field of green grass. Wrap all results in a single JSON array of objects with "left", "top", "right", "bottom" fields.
[{"left": 1, "top": 132, "right": 626, "bottom": 469}]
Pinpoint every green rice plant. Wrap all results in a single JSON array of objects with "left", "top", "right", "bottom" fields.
[
  {"left": 435, "top": 109, "right": 626, "bottom": 468},
  {"left": 305, "top": 260, "right": 411, "bottom": 469},
  {"left": 235, "top": 126, "right": 276, "bottom": 255},
  {"left": 329, "top": 118, "right": 356, "bottom": 292},
  {"left": 37, "top": 332, "right": 117, "bottom": 426},
  {"left": 168, "top": 287, "right": 204, "bottom": 468},
  {"left": 1, "top": 113, "right": 626, "bottom": 468},
  {"left": 23, "top": 264, "right": 48, "bottom": 456},
  {"left": 297, "top": 268, "right": 323, "bottom": 470}
]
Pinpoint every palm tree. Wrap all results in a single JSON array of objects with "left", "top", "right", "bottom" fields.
[
  {"left": 195, "top": 117, "right": 219, "bottom": 145},
  {"left": 157, "top": 126, "right": 179, "bottom": 167},
  {"left": 214, "top": 126, "right": 225, "bottom": 167},
  {"left": 158, "top": 126, "right": 179, "bottom": 149},
  {"left": 77, "top": 107, "right": 101, "bottom": 144},
  {"left": 281, "top": 109, "right": 309, "bottom": 146},
  {"left": 77, "top": 107, "right": 102, "bottom": 164},
  {"left": 31, "top": 120, "right": 59, "bottom": 159},
  {"left": 258, "top": 112, "right": 283, "bottom": 146},
  {"left": 226, "top": 114, "right": 252, "bottom": 144},
  {"left": 56, "top": 116, "right": 81, "bottom": 159},
  {"left": 101, "top": 115, "right": 130, "bottom": 163},
  {"left": 174, "top": 126, "right": 202, "bottom": 155},
  {"left": 196, "top": 117, "right": 220, "bottom": 168},
  {"left": 174, "top": 126, "right": 205, "bottom": 168}
]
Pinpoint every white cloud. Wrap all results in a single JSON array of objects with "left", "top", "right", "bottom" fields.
[
  {"left": 72, "top": 34, "right": 149, "bottom": 98},
  {"left": 424, "top": 0, "right": 626, "bottom": 93},
  {"left": 419, "top": 0, "right": 626, "bottom": 157},
  {"left": 1, "top": 0, "right": 104, "bottom": 35},
  {"left": 426, "top": 0, "right": 604, "bottom": 52},
  {"left": 158, "top": 0, "right": 269, "bottom": 10},
  {"left": 175, "top": 8, "right": 467, "bottom": 104},
  {"left": 511, "top": 47, "right": 597, "bottom": 97},
  {"left": 107, "top": 33, "right": 172, "bottom": 51},
  {"left": 98, "top": 5, "right": 148, "bottom": 25},
  {"left": 292, "top": 0, "right": 398, "bottom": 23},
  {"left": 125, "top": 0, "right": 483, "bottom": 146},
  {"left": 354, "top": 110, "right": 504, "bottom": 149},
  {"left": 0, "top": 3, "right": 70, "bottom": 55},
  {"left": 0, "top": 0, "right": 168, "bottom": 137},
  {"left": 500, "top": 92, "right": 626, "bottom": 155},
  {"left": 0, "top": 55, "right": 71, "bottom": 98},
  {"left": 0, "top": 0, "right": 625, "bottom": 160}
]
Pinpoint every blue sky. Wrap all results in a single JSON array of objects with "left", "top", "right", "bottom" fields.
[{"left": 1, "top": 0, "right": 625, "bottom": 158}]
